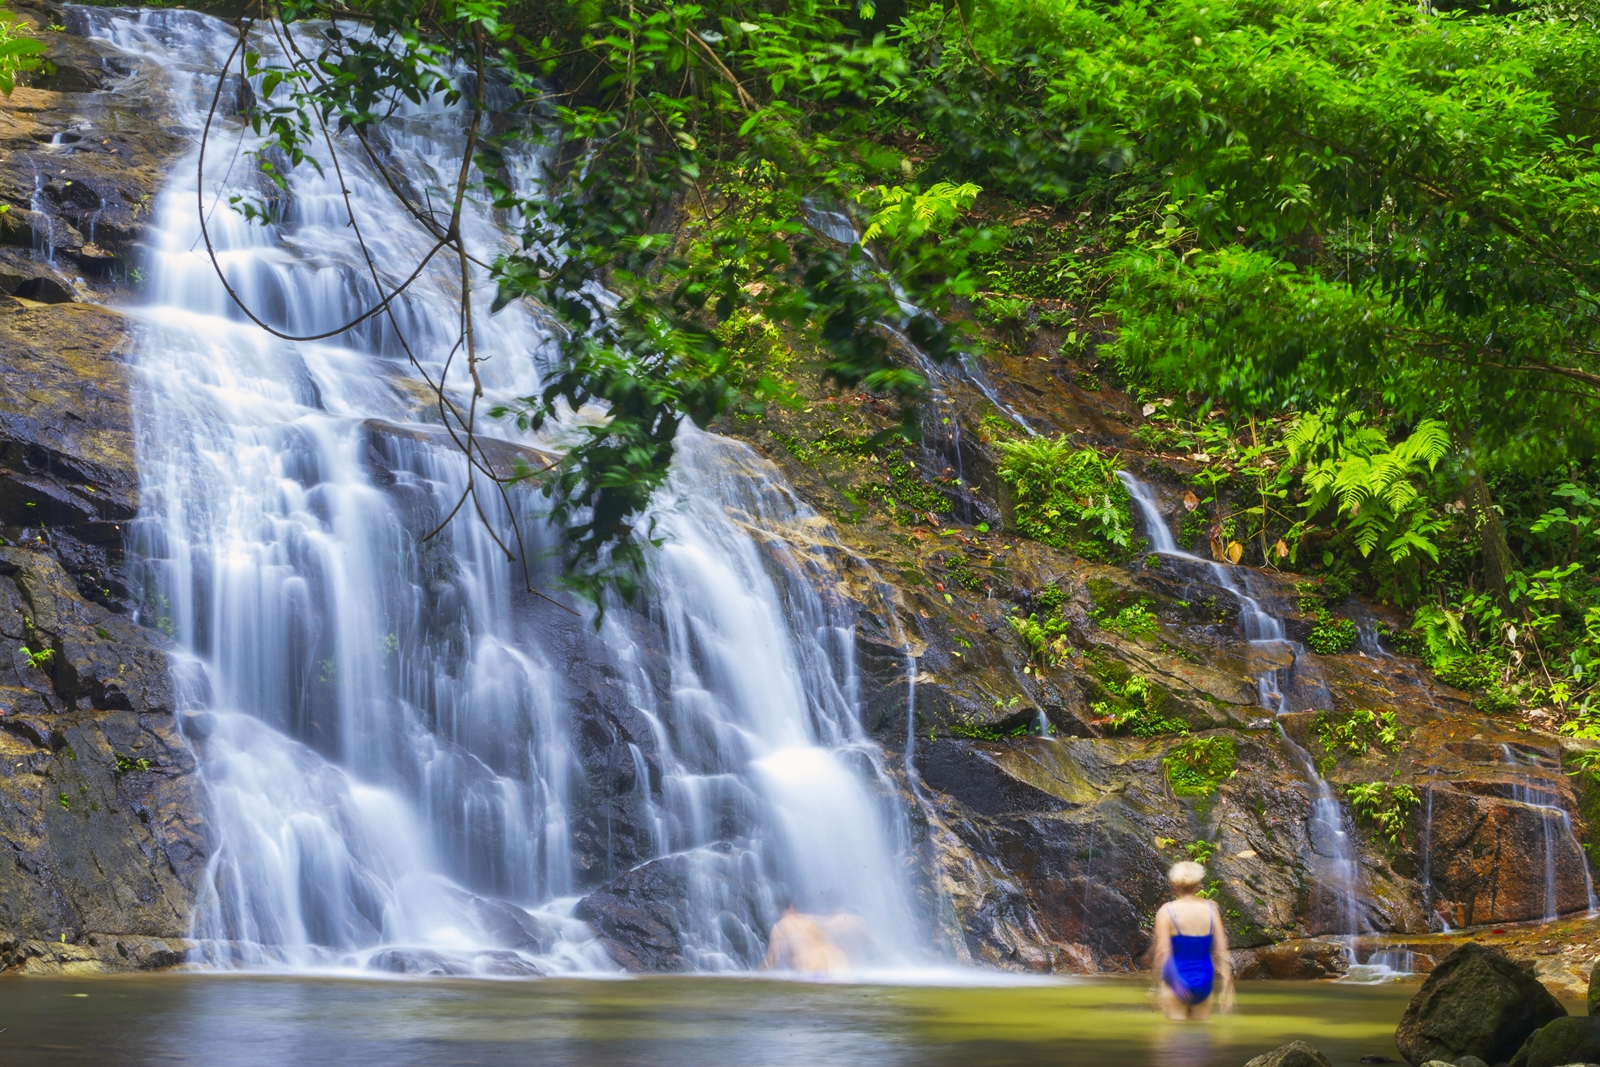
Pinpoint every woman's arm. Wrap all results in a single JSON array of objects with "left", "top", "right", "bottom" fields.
[
  {"left": 1210, "top": 900, "right": 1235, "bottom": 1013},
  {"left": 1150, "top": 903, "right": 1173, "bottom": 975}
]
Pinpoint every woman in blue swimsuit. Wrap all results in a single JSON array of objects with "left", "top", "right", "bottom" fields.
[{"left": 1151, "top": 860, "right": 1235, "bottom": 1019}]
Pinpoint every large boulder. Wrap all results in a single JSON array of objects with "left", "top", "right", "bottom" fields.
[
  {"left": 1243, "top": 1041, "right": 1333, "bottom": 1067},
  {"left": 1508, "top": 1017, "right": 1600, "bottom": 1067},
  {"left": 1591, "top": 958, "right": 1600, "bottom": 1017},
  {"left": 1394, "top": 943, "right": 1568, "bottom": 1066}
]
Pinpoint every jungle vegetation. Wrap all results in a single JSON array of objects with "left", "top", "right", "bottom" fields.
[{"left": 219, "top": 0, "right": 1600, "bottom": 728}]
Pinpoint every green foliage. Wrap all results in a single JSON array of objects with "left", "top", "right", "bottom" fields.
[
  {"left": 944, "top": 553, "right": 986, "bottom": 592},
  {"left": 1314, "top": 709, "right": 1401, "bottom": 768},
  {"left": 1185, "top": 839, "right": 1216, "bottom": 864},
  {"left": 1288, "top": 415, "right": 1452, "bottom": 571},
  {"left": 1561, "top": 709, "right": 1600, "bottom": 742},
  {"left": 996, "top": 436, "right": 1132, "bottom": 554},
  {"left": 114, "top": 754, "right": 151, "bottom": 774},
  {"left": 0, "top": 8, "right": 46, "bottom": 96},
  {"left": 19, "top": 645, "right": 52, "bottom": 670},
  {"left": 1093, "top": 673, "right": 1189, "bottom": 737},
  {"left": 947, "top": 711, "right": 1033, "bottom": 742},
  {"left": 1345, "top": 782, "right": 1421, "bottom": 847},
  {"left": 1102, "top": 601, "right": 1158, "bottom": 639},
  {"left": 887, "top": 0, "right": 1600, "bottom": 719},
  {"left": 1163, "top": 736, "right": 1238, "bottom": 798},
  {"left": 1009, "top": 611, "right": 1068, "bottom": 668},
  {"left": 1178, "top": 505, "right": 1209, "bottom": 551},
  {"left": 1307, "top": 611, "right": 1358, "bottom": 656}
]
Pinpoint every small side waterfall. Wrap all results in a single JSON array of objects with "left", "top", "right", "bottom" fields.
[
  {"left": 1501, "top": 745, "right": 1598, "bottom": 921},
  {"left": 1120, "top": 472, "right": 1363, "bottom": 942},
  {"left": 1419, "top": 786, "right": 1452, "bottom": 931},
  {"left": 84, "top": 6, "right": 923, "bottom": 974},
  {"left": 1119, "top": 474, "right": 1299, "bottom": 713}
]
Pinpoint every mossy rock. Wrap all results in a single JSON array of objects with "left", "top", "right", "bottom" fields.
[
  {"left": 1395, "top": 943, "right": 1567, "bottom": 1067},
  {"left": 1508, "top": 1017, "right": 1600, "bottom": 1067}
]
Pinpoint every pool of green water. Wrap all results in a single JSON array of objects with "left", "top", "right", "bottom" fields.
[{"left": 0, "top": 972, "right": 1439, "bottom": 1066}]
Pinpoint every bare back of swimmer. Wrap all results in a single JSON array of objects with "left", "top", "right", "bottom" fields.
[{"left": 762, "top": 904, "right": 850, "bottom": 972}]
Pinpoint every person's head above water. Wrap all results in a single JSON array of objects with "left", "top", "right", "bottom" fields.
[{"left": 1167, "top": 860, "right": 1206, "bottom": 894}]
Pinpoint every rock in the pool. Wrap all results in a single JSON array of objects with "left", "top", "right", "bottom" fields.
[
  {"left": 1243, "top": 1041, "right": 1333, "bottom": 1067},
  {"left": 1508, "top": 1016, "right": 1600, "bottom": 1067},
  {"left": 1394, "top": 943, "right": 1567, "bottom": 1066}
]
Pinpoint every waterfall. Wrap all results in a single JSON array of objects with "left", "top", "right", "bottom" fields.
[
  {"left": 1120, "top": 472, "right": 1362, "bottom": 940},
  {"left": 82, "top": 6, "right": 920, "bottom": 973}
]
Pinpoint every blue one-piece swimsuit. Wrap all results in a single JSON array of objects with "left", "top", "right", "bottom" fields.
[{"left": 1162, "top": 910, "right": 1215, "bottom": 1005}]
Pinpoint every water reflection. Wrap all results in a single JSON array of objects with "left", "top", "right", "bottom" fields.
[{"left": 0, "top": 975, "right": 1424, "bottom": 1067}]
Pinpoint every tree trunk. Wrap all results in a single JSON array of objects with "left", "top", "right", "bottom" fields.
[{"left": 1466, "top": 470, "right": 1516, "bottom": 612}]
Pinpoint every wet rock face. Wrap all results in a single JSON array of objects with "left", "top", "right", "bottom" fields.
[
  {"left": 0, "top": 9, "right": 206, "bottom": 974},
  {"left": 1422, "top": 780, "right": 1592, "bottom": 927},
  {"left": 0, "top": 2, "right": 183, "bottom": 299},
  {"left": 572, "top": 848, "right": 772, "bottom": 971},
  {"left": 0, "top": 549, "right": 208, "bottom": 973},
  {"left": 1394, "top": 943, "right": 1567, "bottom": 1067}
]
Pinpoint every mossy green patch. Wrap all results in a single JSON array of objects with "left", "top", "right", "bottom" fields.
[{"left": 1163, "top": 735, "right": 1238, "bottom": 798}]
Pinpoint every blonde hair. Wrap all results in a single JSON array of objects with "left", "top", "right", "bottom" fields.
[{"left": 1168, "top": 860, "right": 1206, "bottom": 892}]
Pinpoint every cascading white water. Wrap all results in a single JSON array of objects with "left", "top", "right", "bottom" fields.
[
  {"left": 598, "top": 433, "right": 920, "bottom": 967},
  {"left": 80, "top": 6, "right": 921, "bottom": 973},
  {"left": 1120, "top": 472, "right": 1363, "bottom": 942}
]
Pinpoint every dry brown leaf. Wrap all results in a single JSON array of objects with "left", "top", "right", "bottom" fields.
[
  {"left": 1182, "top": 491, "right": 1200, "bottom": 512},
  {"left": 1225, "top": 540, "right": 1244, "bottom": 564}
]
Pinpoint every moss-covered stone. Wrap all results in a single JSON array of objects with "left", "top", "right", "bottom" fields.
[{"left": 1395, "top": 943, "right": 1567, "bottom": 1067}]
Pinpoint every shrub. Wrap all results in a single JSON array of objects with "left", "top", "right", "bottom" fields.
[
  {"left": 1009, "top": 612, "right": 1069, "bottom": 668},
  {"left": 1345, "top": 782, "right": 1420, "bottom": 846},
  {"left": 997, "top": 436, "right": 1132, "bottom": 554},
  {"left": 1307, "top": 610, "right": 1358, "bottom": 654}
]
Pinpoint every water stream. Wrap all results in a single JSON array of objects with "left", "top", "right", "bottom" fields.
[
  {"left": 1120, "top": 473, "right": 1366, "bottom": 951},
  {"left": 81, "top": 6, "right": 921, "bottom": 975}
]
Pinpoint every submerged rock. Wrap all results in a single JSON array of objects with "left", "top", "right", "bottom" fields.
[
  {"left": 1394, "top": 943, "right": 1567, "bottom": 1066},
  {"left": 1243, "top": 1041, "right": 1333, "bottom": 1067}
]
